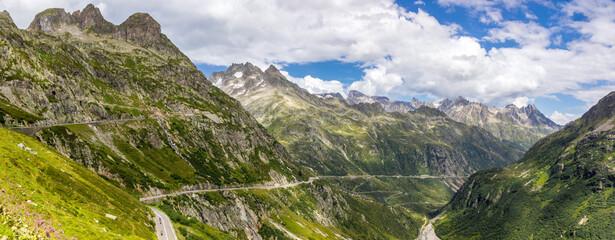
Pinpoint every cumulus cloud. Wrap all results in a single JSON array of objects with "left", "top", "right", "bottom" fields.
[
  {"left": 512, "top": 96, "right": 533, "bottom": 108},
  {"left": 280, "top": 71, "right": 346, "bottom": 95},
  {"left": 550, "top": 111, "right": 579, "bottom": 125},
  {"left": 485, "top": 21, "right": 552, "bottom": 47},
  {"left": 0, "top": 0, "right": 614, "bottom": 108},
  {"left": 567, "top": 85, "right": 615, "bottom": 108}
]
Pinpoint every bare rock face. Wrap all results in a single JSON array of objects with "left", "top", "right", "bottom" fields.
[
  {"left": 27, "top": 4, "right": 182, "bottom": 57},
  {"left": 28, "top": 4, "right": 110, "bottom": 33},
  {"left": 72, "top": 4, "right": 108, "bottom": 29},
  {"left": 28, "top": 8, "right": 73, "bottom": 33},
  {"left": 115, "top": 13, "right": 162, "bottom": 48}
]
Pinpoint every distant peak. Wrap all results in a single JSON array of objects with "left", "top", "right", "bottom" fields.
[
  {"left": 318, "top": 92, "right": 345, "bottom": 100},
  {"left": 265, "top": 65, "right": 282, "bottom": 75},
  {"left": 453, "top": 96, "right": 470, "bottom": 105},
  {"left": 348, "top": 90, "right": 367, "bottom": 97},
  {"left": 504, "top": 104, "right": 518, "bottom": 109},
  {"left": 523, "top": 104, "right": 538, "bottom": 111},
  {"left": 227, "top": 62, "right": 264, "bottom": 75}
]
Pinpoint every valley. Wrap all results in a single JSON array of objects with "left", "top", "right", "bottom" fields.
[{"left": 0, "top": 2, "right": 608, "bottom": 240}]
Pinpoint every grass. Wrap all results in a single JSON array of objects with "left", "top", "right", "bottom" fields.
[{"left": 0, "top": 129, "right": 155, "bottom": 239}]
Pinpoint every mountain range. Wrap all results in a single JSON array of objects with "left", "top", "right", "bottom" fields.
[
  {"left": 346, "top": 90, "right": 562, "bottom": 150},
  {"left": 0, "top": 4, "right": 607, "bottom": 240},
  {"left": 212, "top": 62, "right": 523, "bottom": 178}
]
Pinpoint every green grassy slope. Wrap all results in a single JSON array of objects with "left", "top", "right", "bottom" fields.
[
  {"left": 435, "top": 91, "right": 615, "bottom": 239},
  {"left": 0, "top": 129, "right": 155, "bottom": 239}
]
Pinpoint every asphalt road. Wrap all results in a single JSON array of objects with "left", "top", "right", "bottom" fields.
[
  {"left": 140, "top": 175, "right": 463, "bottom": 202},
  {"left": 149, "top": 207, "right": 178, "bottom": 240}
]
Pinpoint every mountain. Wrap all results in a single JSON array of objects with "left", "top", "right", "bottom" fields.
[
  {"left": 438, "top": 96, "right": 562, "bottom": 150},
  {"left": 316, "top": 92, "right": 344, "bottom": 100},
  {"left": 1, "top": 5, "right": 306, "bottom": 195},
  {"left": 0, "top": 128, "right": 155, "bottom": 239},
  {"left": 347, "top": 90, "right": 433, "bottom": 112},
  {"left": 211, "top": 63, "right": 530, "bottom": 238},
  {"left": 0, "top": 6, "right": 449, "bottom": 239},
  {"left": 434, "top": 91, "right": 615, "bottom": 239},
  {"left": 212, "top": 63, "right": 523, "bottom": 178},
  {"left": 347, "top": 91, "right": 561, "bottom": 150}
]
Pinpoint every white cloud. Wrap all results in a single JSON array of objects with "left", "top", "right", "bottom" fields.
[
  {"left": 0, "top": 0, "right": 614, "bottom": 109},
  {"left": 414, "top": 0, "right": 426, "bottom": 5},
  {"left": 435, "top": 0, "right": 544, "bottom": 23},
  {"left": 567, "top": 85, "right": 615, "bottom": 109},
  {"left": 562, "top": 0, "right": 615, "bottom": 45},
  {"left": 524, "top": 12, "right": 538, "bottom": 19},
  {"left": 550, "top": 111, "right": 579, "bottom": 125},
  {"left": 512, "top": 96, "right": 533, "bottom": 107},
  {"left": 485, "top": 21, "right": 552, "bottom": 47},
  {"left": 280, "top": 71, "right": 346, "bottom": 95},
  {"left": 349, "top": 67, "right": 403, "bottom": 96}
]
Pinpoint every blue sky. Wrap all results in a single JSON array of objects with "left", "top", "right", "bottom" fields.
[{"left": 2, "top": 0, "right": 614, "bottom": 124}]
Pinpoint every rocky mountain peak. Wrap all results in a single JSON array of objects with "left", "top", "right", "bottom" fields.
[
  {"left": 580, "top": 91, "right": 615, "bottom": 124},
  {"left": 71, "top": 3, "right": 109, "bottom": 29},
  {"left": 317, "top": 92, "right": 344, "bottom": 100},
  {"left": 453, "top": 96, "right": 471, "bottom": 105},
  {"left": 28, "top": 8, "right": 72, "bottom": 33},
  {"left": 0, "top": 10, "right": 13, "bottom": 22},
  {"left": 227, "top": 62, "right": 263, "bottom": 76},
  {"left": 264, "top": 64, "right": 283, "bottom": 76},
  {"left": 0, "top": 10, "right": 17, "bottom": 29},
  {"left": 348, "top": 90, "right": 367, "bottom": 98},
  {"left": 114, "top": 13, "right": 161, "bottom": 47},
  {"left": 27, "top": 5, "right": 182, "bottom": 57},
  {"left": 28, "top": 5, "right": 111, "bottom": 33},
  {"left": 504, "top": 104, "right": 519, "bottom": 109}
]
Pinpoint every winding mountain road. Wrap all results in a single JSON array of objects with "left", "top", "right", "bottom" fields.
[
  {"left": 141, "top": 174, "right": 458, "bottom": 239},
  {"left": 149, "top": 207, "right": 178, "bottom": 240},
  {"left": 139, "top": 175, "right": 462, "bottom": 202}
]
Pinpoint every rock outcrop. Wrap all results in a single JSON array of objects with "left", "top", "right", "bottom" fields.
[{"left": 28, "top": 4, "right": 183, "bottom": 57}]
